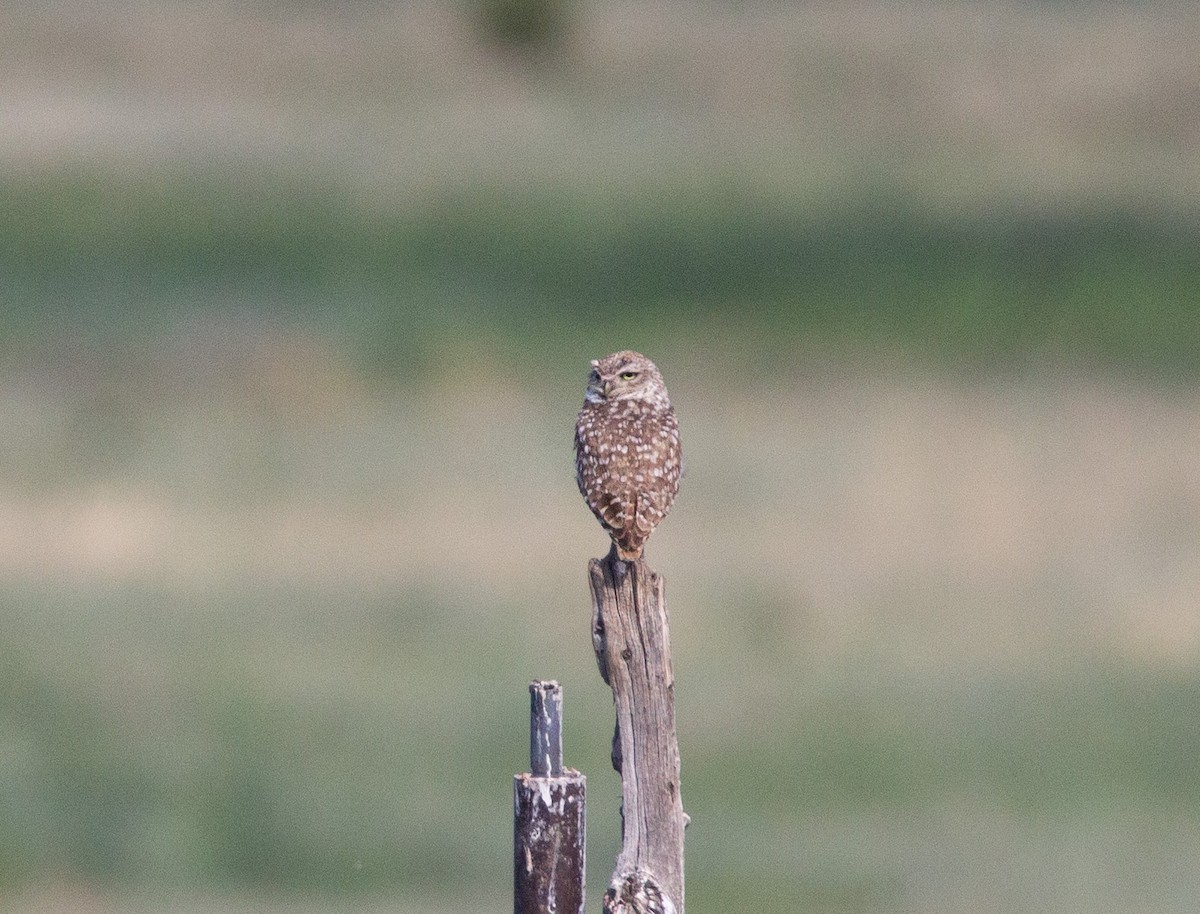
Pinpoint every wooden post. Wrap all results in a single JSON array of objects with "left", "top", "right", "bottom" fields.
[
  {"left": 589, "top": 550, "right": 686, "bottom": 914},
  {"left": 514, "top": 680, "right": 587, "bottom": 914}
]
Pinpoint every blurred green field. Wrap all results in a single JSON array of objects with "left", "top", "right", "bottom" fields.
[
  {"left": 4, "top": 166, "right": 1199, "bottom": 377},
  {"left": 3, "top": 2, "right": 1200, "bottom": 912}
]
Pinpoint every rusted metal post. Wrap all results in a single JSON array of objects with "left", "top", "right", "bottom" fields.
[
  {"left": 590, "top": 551, "right": 686, "bottom": 914},
  {"left": 514, "top": 680, "right": 586, "bottom": 914}
]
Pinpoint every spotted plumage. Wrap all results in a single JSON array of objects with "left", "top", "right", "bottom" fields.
[{"left": 574, "top": 351, "right": 682, "bottom": 560}]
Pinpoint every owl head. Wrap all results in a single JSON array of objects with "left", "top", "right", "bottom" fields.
[{"left": 584, "top": 351, "right": 671, "bottom": 410}]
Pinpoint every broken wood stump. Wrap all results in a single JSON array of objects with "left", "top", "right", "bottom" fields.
[{"left": 589, "top": 550, "right": 686, "bottom": 914}]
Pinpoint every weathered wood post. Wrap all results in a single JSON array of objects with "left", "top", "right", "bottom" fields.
[
  {"left": 514, "top": 680, "right": 587, "bottom": 914},
  {"left": 590, "top": 550, "right": 686, "bottom": 914}
]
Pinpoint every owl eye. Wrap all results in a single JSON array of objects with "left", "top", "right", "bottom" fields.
[{"left": 619, "top": 371, "right": 639, "bottom": 381}]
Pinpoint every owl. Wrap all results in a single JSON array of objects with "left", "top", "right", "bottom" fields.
[{"left": 574, "top": 351, "right": 682, "bottom": 560}]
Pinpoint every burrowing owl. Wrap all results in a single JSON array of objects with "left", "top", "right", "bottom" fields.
[{"left": 574, "top": 351, "right": 682, "bottom": 560}]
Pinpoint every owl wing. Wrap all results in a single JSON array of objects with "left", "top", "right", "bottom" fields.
[{"left": 626, "top": 411, "right": 681, "bottom": 550}]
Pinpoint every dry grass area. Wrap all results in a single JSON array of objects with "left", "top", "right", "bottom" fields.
[
  {"left": 2, "top": 0, "right": 1198, "bottom": 210},
  {"left": 5, "top": 333, "right": 1199, "bottom": 670}
]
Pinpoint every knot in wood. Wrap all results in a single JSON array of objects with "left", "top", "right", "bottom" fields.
[{"left": 603, "top": 870, "right": 675, "bottom": 914}]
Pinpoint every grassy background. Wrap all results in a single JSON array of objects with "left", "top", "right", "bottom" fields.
[
  {"left": 5, "top": 167, "right": 1200, "bottom": 376},
  {"left": 2, "top": 2, "right": 1200, "bottom": 912}
]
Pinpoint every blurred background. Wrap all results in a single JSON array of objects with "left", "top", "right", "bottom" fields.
[{"left": 3, "top": 1, "right": 1200, "bottom": 911}]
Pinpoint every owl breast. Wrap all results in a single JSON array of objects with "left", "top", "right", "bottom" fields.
[{"left": 575, "top": 398, "right": 682, "bottom": 560}]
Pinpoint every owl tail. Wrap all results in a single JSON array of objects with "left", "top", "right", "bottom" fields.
[{"left": 612, "top": 493, "right": 652, "bottom": 560}]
